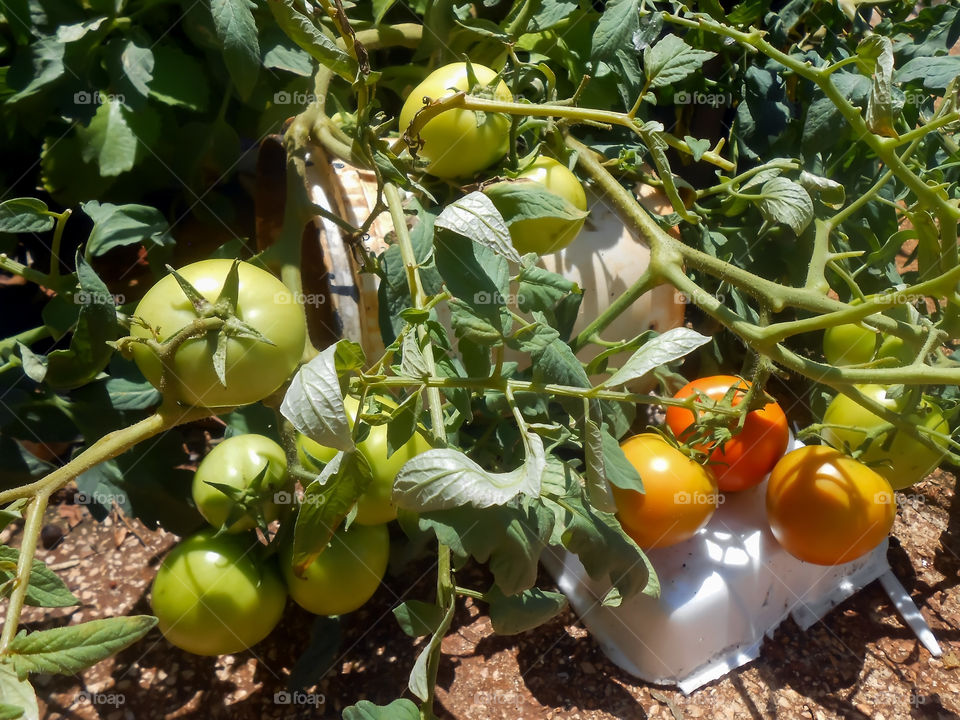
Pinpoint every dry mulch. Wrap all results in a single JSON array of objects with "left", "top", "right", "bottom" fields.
[{"left": 4, "top": 468, "right": 959, "bottom": 720}]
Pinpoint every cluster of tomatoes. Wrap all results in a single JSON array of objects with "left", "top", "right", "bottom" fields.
[{"left": 612, "top": 374, "right": 947, "bottom": 566}]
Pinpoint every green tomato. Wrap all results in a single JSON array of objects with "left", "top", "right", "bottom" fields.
[
  {"left": 398, "top": 62, "right": 513, "bottom": 179},
  {"left": 281, "top": 522, "right": 389, "bottom": 616},
  {"left": 296, "top": 396, "right": 431, "bottom": 525},
  {"left": 150, "top": 530, "right": 287, "bottom": 656},
  {"left": 131, "top": 259, "right": 307, "bottom": 407},
  {"left": 823, "top": 323, "right": 911, "bottom": 366},
  {"left": 192, "top": 434, "right": 289, "bottom": 533},
  {"left": 822, "top": 384, "right": 950, "bottom": 490},
  {"left": 487, "top": 156, "right": 588, "bottom": 256}
]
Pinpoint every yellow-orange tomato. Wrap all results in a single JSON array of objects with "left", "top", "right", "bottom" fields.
[
  {"left": 611, "top": 434, "right": 719, "bottom": 549},
  {"left": 765, "top": 445, "right": 895, "bottom": 566}
]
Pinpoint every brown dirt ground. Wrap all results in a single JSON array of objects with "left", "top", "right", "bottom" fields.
[{"left": 4, "top": 465, "right": 959, "bottom": 720}]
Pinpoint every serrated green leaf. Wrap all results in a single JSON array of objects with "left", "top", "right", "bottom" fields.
[
  {"left": 0, "top": 199, "right": 54, "bottom": 233},
  {"left": 268, "top": 0, "right": 357, "bottom": 82},
  {"left": 592, "top": 0, "right": 639, "bottom": 68},
  {"left": 7, "top": 616, "right": 157, "bottom": 679},
  {"left": 210, "top": 0, "right": 260, "bottom": 100},
  {"left": 864, "top": 35, "right": 895, "bottom": 137},
  {"left": 754, "top": 177, "right": 814, "bottom": 234},
  {"left": 600, "top": 429, "right": 644, "bottom": 492},
  {"left": 644, "top": 34, "right": 716, "bottom": 88},
  {"left": 386, "top": 393, "right": 419, "bottom": 456},
  {"left": 0, "top": 547, "right": 79, "bottom": 608},
  {"left": 81, "top": 201, "right": 173, "bottom": 257},
  {"left": 147, "top": 45, "right": 210, "bottom": 111},
  {"left": 343, "top": 699, "right": 420, "bottom": 720},
  {"left": 435, "top": 191, "right": 520, "bottom": 263},
  {"left": 602, "top": 328, "right": 711, "bottom": 388},
  {"left": 280, "top": 343, "right": 354, "bottom": 452},
  {"left": 4, "top": 36, "right": 65, "bottom": 104},
  {"left": 0, "top": 664, "right": 37, "bottom": 720},
  {"left": 584, "top": 419, "right": 616, "bottom": 512},
  {"left": 896, "top": 56, "right": 960, "bottom": 91},
  {"left": 487, "top": 585, "right": 567, "bottom": 634},
  {"left": 408, "top": 601, "right": 454, "bottom": 701},
  {"left": 75, "top": 98, "right": 138, "bottom": 177}
]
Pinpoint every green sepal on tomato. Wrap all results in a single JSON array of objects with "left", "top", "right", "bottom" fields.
[
  {"left": 821, "top": 385, "right": 949, "bottom": 490},
  {"left": 130, "top": 259, "right": 307, "bottom": 408},
  {"left": 192, "top": 433, "right": 291, "bottom": 533},
  {"left": 665, "top": 375, "right": 789, "bottom": 492},
  {"left": 297, "top": 395, "right": 431, "bottom": 525},
  {"left": 281, "top": 522, "right": 389, "bottom": 616},
  {"left": 398, "top": 62, "right": 513, "bottom": 179},
  {"left": 150, "top": 530, "right": 287, "bottom": 656}
]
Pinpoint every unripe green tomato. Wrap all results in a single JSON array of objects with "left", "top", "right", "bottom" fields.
[
  {"left": 297, "top": 396, "right": 431, "bottom": 525},
  {"left": 150, "top": 530, "right": 287, "bottom": 655},
  {"left": 281, "top": 522, "right": 389, "bottom": 616},
  {"left": 130, "top": 259, "right": 307, "bottom": 408},
  {"left": 823, "top": 323, "right": 911, "bottom": 366},
  {"left": 822, "top": 384, "right": 949, "bottom": 490},
  {"left": 192, "top": 434, "right": 289, "bottom": 532},
  {"left": 398, "top": 62, "right": 513, "bottom": 179},
  {"left": 487, "top": 157, "right": 588, "bottom": 256}
]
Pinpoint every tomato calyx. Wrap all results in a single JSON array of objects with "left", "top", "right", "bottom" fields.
[
  {"left": 669, "top": 383, "right": 767, "bottom": 456},
  {"left": 201, "top": 462, "right": 280, "bottom": 535}
]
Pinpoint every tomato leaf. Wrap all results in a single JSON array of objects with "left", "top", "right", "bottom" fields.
[
  {"left": 0, "top": 665, "right": 37, "bottom": 720},
  {"left": 0, "top": 547, "right": 79, "bottom": 608},
  {"left": 280, "top": 343, "right": 354, "bottom": 452},
  {"left": 753, "top": 177, "right": 814, "bottom": 235},
  {"left": 0, "top": 199, "right": 54, "bottom": 233},
  {"left": 408, "top": 600, "right": 454, "bottom": 701},
  {"left": 487, "top": 585, "right": 567, "bottom": 635},
  {"left": 287, "top": 616, "right": 340, "bottom": 691},
  {"left": 343, "top": 699, "right": 420, "bottom": 720},
  {"left": 601, "top": 328, "right": 712, "bottom": 389},
  {"left": 896, "top": 56, "right": 960, "bottom": 91},
  {"left": 392, "top": 599, "right": 445, "bottom": 637},
  {"left": 7, "top": 616, "right": 157, "bottom": 680},
  {"left": 147, "top": 45, "right": 210, "bottom": 111},
  {"left": 209, "top": 0, "right": 260, "bottom": 100},
  {"left": 643, "top": 34, "right": 716, "bottom": 89},
  {"left": 268, "top": 0, "right": 357, "bottom": 82},
  {"left": 393, "top": 433, "right": 545, "bottom": 511},
  {"left": 386, "top": 392, "right": 420, "bottom": 457},
  {"left": 81, "top": 201, "right": 174, "bottom": 259},
  {"left": 75, "top": 97, "right": 140, "bottom": 177},
  {"left": 583, "top": 419, "right": 617, "bottom": 512},
  {"left": 863, "top": 35, "right": 896, "bottom": 137},
  {"left": 435, "top": 191, "right": 519, "bottom": 263}
]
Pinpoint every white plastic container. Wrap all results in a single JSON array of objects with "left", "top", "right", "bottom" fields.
[{"left": 543, "top": 437, "right": 939, "bottom": 692}]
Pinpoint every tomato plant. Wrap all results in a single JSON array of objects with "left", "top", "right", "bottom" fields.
[
  {"left": 821, "top": 385, "right": 950, "bottom": 490},
  {"left": 611, "top": 434, "right": 719, "bottom": 549},
  {"left": 665, "top": 376, "right": 789, "bottom": 492},
  {"left": 130, "top": 259, "right": 307, "bottom": 408},
  {"left": 150, "top": 530, "right": 287, "bottom": 656},
  {"left": 192, "top": 434, "right": 290, "bottom": 532},
  {"left": 398, "top": 62, "right": 513, "bottom": 179},
  {"left": 281, "top": 522, "right": 389, "bottom": 616},
  {"left": 485, "top": 156, "right": 588, "bottom": 255},
  {"left": 765, "top": 446, "right": 896, "bottom": 566}
]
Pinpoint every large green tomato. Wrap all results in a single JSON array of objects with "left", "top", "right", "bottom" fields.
[
  {"left": 823, "top": 323, "right": 911, "bottom": 366},
  {"left": 398, "top": 62, "right": 513, "bottom": 179},
  {"left": 131, "top": 259, "right": 307, "bottom": 407},
  {"left": 150, "top": 530, "right": 287, "bottom": 656},
  {"left": 822, "top": 384, "right": 949, "bottom": 490},
  {"left": 297, "top": 396, "right": 431, "bottom": 525},
  {"left": 281, "top": 522, "right": 389, "bottom": 616},
  {"left": 192, "top": 434, "right": 290, "bottom": 532},
  {"left": 486, "top": 157, "right": 588, "bottom": 256}
]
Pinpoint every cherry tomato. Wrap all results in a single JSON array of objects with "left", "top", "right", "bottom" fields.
[
  {"left": 766, "top": 445, "right": 895, "bottom": 565},
  {"left": 281, "top": 522, "right": 389, "bottom": 616},
  {"left": 611, "top": 433, "right": 719, "bottom": 549},
  {"left": 398, "top": 62, "right": 513, "bottom": 179},
  {"left": 150, "top": 530, "right": 287, "bottom": 655},
  {"left": 131, "top": 259, "right": 306, "bottom": 408},
  {"left": 665, "top": 375, "right": 789, "bottom": 492},
  {"left": 821, "top": 385, "right": 949, "bottom": 490},
  {"left": 823, "top": 323, "right": 911, "bottom": 366},
  {"left": 192, "top": 434, "right": 290, "bottom": 532},
  {"left": 297, "top": 396, "right": 431, "bottom": 525},
  {"left": 486, "top": 156, "right": 588, "bottom": 255}
]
